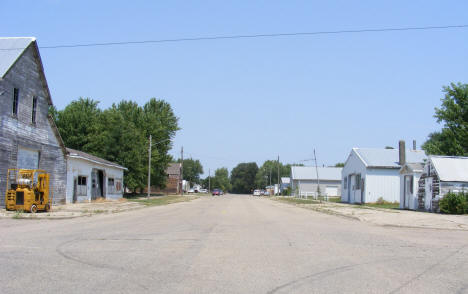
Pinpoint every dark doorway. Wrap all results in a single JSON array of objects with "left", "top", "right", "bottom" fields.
[{"left": 91, "top": 169, "right": 105, "bottom": 200}]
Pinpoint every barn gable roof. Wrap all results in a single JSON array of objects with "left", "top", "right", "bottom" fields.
[
  {"left": 166, "top": 163, "right": 181, "bottom": 176},
  {"left": 353, "top": 148, "right": 426, "bottom": 168},
  {"left": 0, "top": 37, "right": 53, "bottom": 105},
  {"left": 430, "top": 156, "right": 468, "bottom": 182},
  {"left": 291, "top": 166, "right": 342, "bottom": 181}
]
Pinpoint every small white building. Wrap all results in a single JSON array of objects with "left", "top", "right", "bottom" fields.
[
  {"left": 400, "top": 162, "right": 424, "bottom": 210},
  {"left": 418, "top": 156, "right": 468, "bottom": 212},
  {"left": 291, "top": 166, "right": 342, "bottom": 197},
  {"left": 342, "top": 145, "right": 426, "bottom": 204},
  {"left": 66, "top": 148, "right": 127, "bottom": 203}
]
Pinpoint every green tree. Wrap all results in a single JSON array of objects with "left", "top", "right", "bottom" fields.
[
  {"left": 255, "top": 160, "right": 291, "bottom": 189},
  {"left": 211, "top": 168, "right": 232, "bottom": 192},
  {"left": 230, "top": 162, "right": 258, "bottom": 194},
  {"left": 178, "top": 158, "right": 203, "bottom": 183},
  {"left": 54, "top": 97, "right": 101, "bottom": 151},
  {"left": 423, "top": 83, "right": 468, "bottom": 155},
  {"left": 334, "top": 163, "right": 345, "bottom": 167}
]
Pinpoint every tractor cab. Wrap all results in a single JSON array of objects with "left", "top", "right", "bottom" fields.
[{"left": 5, "top": 169, "right": 51, "bottom": 213}]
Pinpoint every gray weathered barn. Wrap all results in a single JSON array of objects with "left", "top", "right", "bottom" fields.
[{"left": 0, "top": 37, "right": 67, "bottom": 206}]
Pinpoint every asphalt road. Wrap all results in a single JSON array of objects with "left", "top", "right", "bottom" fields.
[{"left": 1, "top": 195, "right": 468, "bottom": 294}]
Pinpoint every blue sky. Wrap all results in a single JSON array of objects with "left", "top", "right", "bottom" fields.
[{"left": 2, "top": 1, "right": 468, "bottom": 176}]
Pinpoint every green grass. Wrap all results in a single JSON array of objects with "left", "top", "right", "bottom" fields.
[{"left": 128, "top": 195, "right": 197, "bottom": 206}]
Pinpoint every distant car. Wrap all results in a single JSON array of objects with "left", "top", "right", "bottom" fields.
[
  {"left": 199, "top": 188, "right": 208, "bottom": 193},
  {"left": 188, "top": 188, "right": 195, "bottom": 194},
  {"left": 212, "top": 189, "right": 221, "bottom": 196},
  {"left": 260, "top": 190, "right": 265, "bottom": 196},
  {"left": 219, "top": 190, "right": 224, "bottom": 195},
  {"left": 264, "top": 191, "right": 270, "bottom": 196},
  {"left": 253, "top": 190, "right": 261, "bottom": 196}
]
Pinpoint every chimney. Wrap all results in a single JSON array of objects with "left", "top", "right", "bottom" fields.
[
  {"left": 413, "top": 140, "right": 416, "bottom": 151},
  {"left": 399, "top": 140, "right": 406, "bottom": 166}
]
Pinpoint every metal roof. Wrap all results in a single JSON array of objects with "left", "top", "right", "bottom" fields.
[
  {"left": 353, "top": 148, "right": 426, "bottom": 168},
  {"left": 430, "top": 156, "right": 468, "bottom": 182},
  {"left": 281, "top": 177, "right": 290, "bottom": 184},
  {"left": 0, "top": 37, "right": 36, "bottom": 78},
  {"left": 67, "top": 148, "right": 127, "bottom": 170},
  {"left": 291, "top": 166, "right": 342, "bottom": 181}
]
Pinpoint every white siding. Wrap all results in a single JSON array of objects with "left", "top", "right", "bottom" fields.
[
  {"left": 341, "top": 150, "right": 367, "bottom": 203},
  {"left": 66, "top": 157, "right": 124, "bottom": 203},
  {"left": 400, "top": 172, "right": 421, "bottom": 210},
  {"left": 365, "top": 168, "right": 400, "bottom": 203}
]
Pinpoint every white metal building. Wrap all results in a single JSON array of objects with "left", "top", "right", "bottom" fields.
[
  {"left": 418, "top": 156, "right": 468, "bottom": 212},
  {"left": 342, "top": 147, "right": 426, "bottom": 203},
  {"left": 400, "top": 162, "right": 424, "bottom": 210},
  {"left": 66, "top": 148, "right": 127, "bottom": 203},
  {"left": 291, "top": 166, "right": 342, "bottom": 197}
]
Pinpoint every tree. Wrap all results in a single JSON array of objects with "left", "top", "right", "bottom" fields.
[
  {"left": 210, "top": 168, "right": 231, "bottom": 192},
  {"left": 423, "top": 83, "right": 468, "bottom": 156},
  {"left": 53, "top": 97, "right": 179, "bottom": 193},
  {"left": 54, "top": 97, "right": 101, "bottom": 151},
  {"left": 254, "top": 160, "right": 291, "bottom": 189},
  {"left": 334, "top": 163, "right": 345, "bottom": 167},
  {"left": 230, "top": 162, "right": 258, "bottom": 194},
  {"left": 178, "top": 158, "right": 203, "bottom": 183}
]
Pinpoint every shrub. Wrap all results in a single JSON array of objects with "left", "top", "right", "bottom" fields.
[{"left": 439, "top": 192, "right": 468, "bottom": 214}]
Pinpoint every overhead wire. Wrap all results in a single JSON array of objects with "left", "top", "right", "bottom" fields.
[{"left": 1, "top": 24, "right": 467, "bottom": 50}]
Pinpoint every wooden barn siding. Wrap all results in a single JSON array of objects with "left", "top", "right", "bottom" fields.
[{"left": 0, "top": 45, "right": 67, "bottom": 206}]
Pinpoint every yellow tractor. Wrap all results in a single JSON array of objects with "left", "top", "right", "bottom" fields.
[{"left": 5, "top": 169, "right": 51, "bottom": 213}]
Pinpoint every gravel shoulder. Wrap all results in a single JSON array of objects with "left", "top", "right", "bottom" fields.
[
  {"left": 0, "top": 195, "right": 199, "bottom": 219},
  {"left": 272, "top": 196, "right": 468, "bottom": 230}
]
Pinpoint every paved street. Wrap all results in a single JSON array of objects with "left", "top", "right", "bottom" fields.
[{"left": 1, "top": 195, "right": 468, "bottom": 294}]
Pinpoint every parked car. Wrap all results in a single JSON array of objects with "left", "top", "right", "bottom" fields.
[
  {"left": 188, "top": 188, "right": 195, "bottom": 194},
  {"left": 212, "top": 189, "right": 221, "bottom": 196},
  {"left": 260, "top": 190, "right": 265, "bottom": 196},
  {"left": 264, "top": 191, "right": 270, "bottom": 196},
  {"left": 253, "top": 189, "right": 261, "bottom": 196},
  {"left": 199, "top": 188, "right": 208, "bottom": 193}
]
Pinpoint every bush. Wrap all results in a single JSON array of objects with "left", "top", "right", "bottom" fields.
[{"left": 439, "top": 192, "right": 468, "bottom": 214}]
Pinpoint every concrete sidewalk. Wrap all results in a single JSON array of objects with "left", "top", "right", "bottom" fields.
[{"left": 273, "top": 197, "right": 468, "bottom": 230}]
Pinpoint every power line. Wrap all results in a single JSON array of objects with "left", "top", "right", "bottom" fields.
[{"left": 1, "top": 24, "right": 467, "bottom": 50}]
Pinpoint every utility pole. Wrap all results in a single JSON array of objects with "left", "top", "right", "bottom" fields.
[
  {"left": 277, "top": 155, "right": 280, "bottom": 195},
  {"left": 147, "top": 135, "right": 152, "bottom": 198},
  {"left": 208, "top": 168, "right": 211, "bottom": 193},
  {"left": 314, "top": 149, "right": 321, "bottom": 200},
  {"left": 181, "top": 146, "right": 184, "bottom": 196}
]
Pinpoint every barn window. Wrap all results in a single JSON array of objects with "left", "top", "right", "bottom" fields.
[
  {"left": 32, "top": 96, "right": 38, "bottom": 124},
  {"left": 108, "top": 178, "right": 115, "bottom": 194},
  {"left": 343, "top": 177, "right": 348, "bottom": 189},
  {"left": 77, "top": 176, "right": 87, "bottom": 196},
  {"left": 13, "top": 88, "right": 19, "bottom": 116}
]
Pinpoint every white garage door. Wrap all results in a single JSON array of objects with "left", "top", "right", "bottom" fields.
[
  {"left": 325, "top": 186, "right": 338, "bottom": 196},
  {"left": 17, "top": 147, "right": 39, "bottom": 169}
]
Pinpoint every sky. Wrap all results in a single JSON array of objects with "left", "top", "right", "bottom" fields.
[{"left": 2, "top": 1, "right": 468, "bottom": 177}]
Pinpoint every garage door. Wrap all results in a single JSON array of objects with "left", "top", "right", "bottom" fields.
[
  {"left": 17, "top": 147, "right": 39, "bottom": 169},
  {"left": 325, "top": 186, "right": 338, "bottom": 196}
]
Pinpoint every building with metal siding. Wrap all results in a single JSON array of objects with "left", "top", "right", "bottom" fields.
[
  {"left": 290, "top": 166, "right": 342, "bottom": 197},
  {"left": 0, "top": 37, "right": 67, "bottom": 206},
  {"left": 342, "top": 147, "right": 426, "bottom": 204}
]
